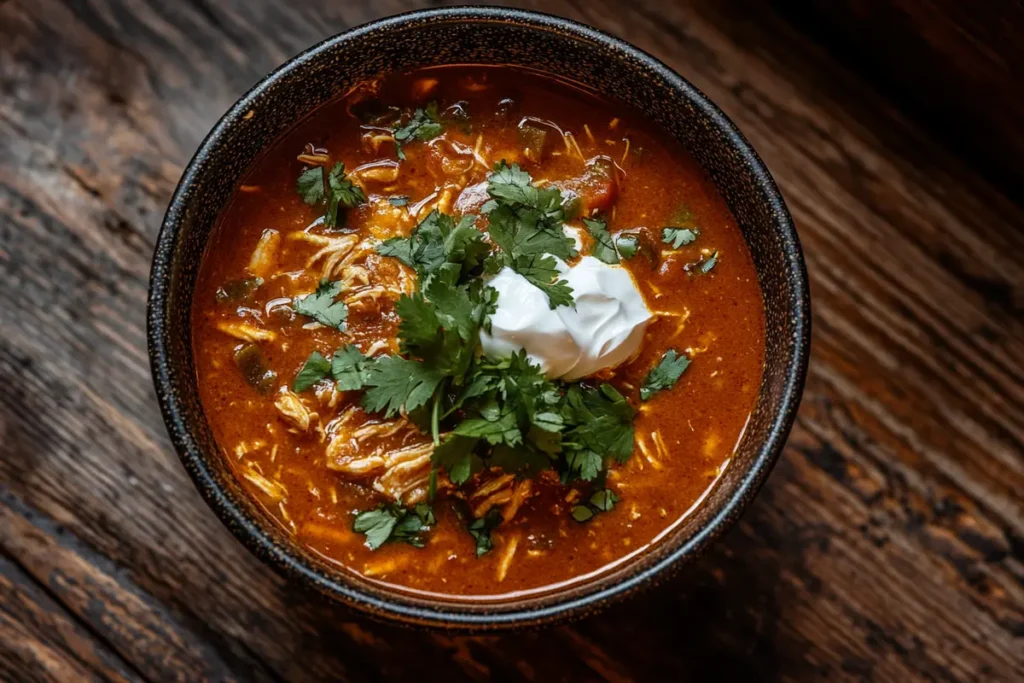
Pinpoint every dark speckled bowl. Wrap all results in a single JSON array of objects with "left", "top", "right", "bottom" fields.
[{"left": 148, "top": 7, "right": 810, "bottom": 630}]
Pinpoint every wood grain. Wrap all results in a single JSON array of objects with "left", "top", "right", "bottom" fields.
[{"left": 1, "top": 0, "right": 1021, "bottom": 681}]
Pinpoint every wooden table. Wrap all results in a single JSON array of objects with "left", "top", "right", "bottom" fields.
[{"left": 2, "top": 1, "right": 1021, "bottom": 681}]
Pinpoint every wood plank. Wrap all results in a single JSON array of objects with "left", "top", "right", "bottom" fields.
[
  {"left": 0, "top": 0, "right": 1021, "bottom": 680},
  {"left": 1, "top": 554, "right": 141, "bottom": 683}
]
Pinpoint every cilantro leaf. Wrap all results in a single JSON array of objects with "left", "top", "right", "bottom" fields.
[
  {"left": 353, "top": 503, "right": 434, "bottom": 550},
  {"left": 590, "top": 489, "right": 619, "bottom": 512},
  {"left": 361, "top": 356, "right": 445, "bottom": 417},
  {"left": 582, "top": 216, "right": 619, "bottom": 264},
  {"left": 483, "top": 162, "right": 577, "bottom": 308},
  {"left": 325, "top": 163, "right": 366, "bottom": 228},
  {"left": 509, "top": 254, "right": 574, "bottom": 309},
  {"left": 432, "top": 434, "right": 483, "bottom": 486},
  {"left": 615, "top": 234, "right": 639, "bottom": 260},
  {"left": 378, "top": 211, "right": 487, "bottom": 284},
  {"left": 296, "top": 166, "right": 326, "bottom": 205},
  {"left": 468, "top": 508, "right": 503, "bottom": 557},
  {"left": 640, "top": 349, "right": 691, "bottom": 401},
  {"left": 455, "top": 410, "right": 522, "bottom": 447},
  {"left": 296, "top": 163, "right": 365, "bottom": 228},
  {"left": 566, "top": 450, "right": 603, "bottom": 481},
  {"left": 662, "top": 227, "right": 699, "bottom": 249},
  {"left": 292, "top": 280, "right": 348, "bottom": 330},
  {"left": 571, "top": 488, "right": 619, "bottom": 523},
  {"left": 331, "top": 345, "right": 369, "bottom": 391},
  {"left": 293, "top": 351, "right": 332, "bottom": 392},
  {"left": 486, "top": 204, "right": 575, "bottom": 260},
  {"left": 392, "top": 102, "right": 444, "bottom": 159},
  {"left": 696, "top": 250, "right": 719, "bottom": 274}
]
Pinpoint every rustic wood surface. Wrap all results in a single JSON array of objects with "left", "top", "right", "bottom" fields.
[{"left": 1, "top": 0, "right": 1021, "bottom": 681}]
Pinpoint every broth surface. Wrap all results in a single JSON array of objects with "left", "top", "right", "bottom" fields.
[{"left": 192, "top": 66, "right": 765, "bottom": 597}]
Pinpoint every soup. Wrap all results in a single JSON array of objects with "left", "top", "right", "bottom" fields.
[{"left": 192, "top": 66, "right": 765, "bottom": 598}]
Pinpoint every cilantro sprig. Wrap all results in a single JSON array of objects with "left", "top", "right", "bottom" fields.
[
  {"left": 392, "top": 102, "right": 445, "bottom": 160},
  {"left": 292, "top": 280, "right": 348, "bottom": 330},
  {"left": 296, "top": 162, "right": 366, "bottom": 228},
  {"left": 482, "top": 161, "right": 577, "bottom": 309},
  {"left": 292, "top": 344, "right": 371, "bottom": 393},
  {"left": 571, "top": 488, "right": 619, "bottom": 522},
  {"left": 353, "top": 503, "right": 436, "bottom": 550},
  {"left": 640, "top": 349, "right": 691, "bottom": 401}
]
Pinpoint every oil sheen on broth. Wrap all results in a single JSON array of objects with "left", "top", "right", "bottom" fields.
[{"left": 192, "top": 66, "right": 765, "bottom": 598}]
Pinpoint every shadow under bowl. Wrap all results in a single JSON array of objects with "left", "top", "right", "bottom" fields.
[{"left": 147, "top": 6, "right": 810, "bottom": 631}]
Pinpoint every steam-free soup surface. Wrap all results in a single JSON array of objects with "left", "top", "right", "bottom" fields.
[{"left": 192, "top": 66, "right": 764, "bottom": 598}]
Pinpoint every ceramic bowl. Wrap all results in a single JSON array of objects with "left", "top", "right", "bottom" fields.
[{"left": 148, "top": 6, "right": 810, "bottom": 630}]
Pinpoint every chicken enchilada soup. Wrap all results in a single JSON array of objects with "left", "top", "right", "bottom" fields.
[{"left": 192, "top": 66, "right": 765, "bottom": 597}]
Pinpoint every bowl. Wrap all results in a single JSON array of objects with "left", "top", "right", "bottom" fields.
[{"left": 147, "top": 6, "right": 810, "bottom": 630}]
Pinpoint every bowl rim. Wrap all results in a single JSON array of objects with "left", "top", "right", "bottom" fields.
[{"left": 147, "top": 5, "right": 810, "bottom": 630}]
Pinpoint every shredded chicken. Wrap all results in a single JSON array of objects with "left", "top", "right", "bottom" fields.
[
  {"left": 248, "top": 229, "right": 281, "bottom": 278},
  {"left": 242, "top": 465, "right": 287, "bottom": 502},
  {"left": 216, "top": 321, "right": 275, "bottom": 343},
  {"left": 353, "top": 160, "right": 400, "bottom": 185},
  {"left": 496, "top": 533, "right": 521, "bottom": 582},
  {"left": 274, "top": 388, "right": 311, "bottom": 432},
  {"left": 324, "top": 417, "right": 432, "bottom": 504}
]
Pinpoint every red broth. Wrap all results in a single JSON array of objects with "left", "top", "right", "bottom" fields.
[{"left": 192, "top": 66, "right": 765, "bottom": 597}]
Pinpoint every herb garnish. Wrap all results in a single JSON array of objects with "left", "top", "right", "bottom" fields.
[
  {"left": 353, "top": 503, "right": 436, "bottom": 550},
  {"left": 296, "top": 162, "right": 366, "bottom": 228},
  {"left": 689, "top": 250, "right": 719, "bottom": 274},
  {"left": 292, "top": 280, "right": 348, "bottom": 330},
  {"left": 662, "top": 227, "right": 699, "bottom": 249},
  {"left": 292, "top": 345, "right": 371, "bottom": 393},
  {"left": 615, "top": 234, "right": 639, "bottom": 260},
  {"left": 468, "top": 508, "right": 502, "bottom": 556},
  {"left": 293, "top": 351, "right": 332, "bottom": 392},
  {"left": 640, "top": 349, "right": 691, "bottom": 401},
  {"left": 482, "top": 161, "right": 576, "bottom": 308},
  {"left": 582, "top": 216, "right": 619, "bottom": 265},
  {"left": 392, "top": 102, "right": 445, "bottom": 160},
  {"left": 331, "top": 345, "right": 370, "bottom": 391},
  {"left": 571, "top": 488, "right": 619, "bottom": 522}
]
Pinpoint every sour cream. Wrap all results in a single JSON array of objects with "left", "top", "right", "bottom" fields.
[{"left": 480, "top": 256, "right": 652, "bottom": 380}]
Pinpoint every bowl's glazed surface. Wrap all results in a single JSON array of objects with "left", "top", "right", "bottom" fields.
[{"left": 148, "top": 6, "right": 810, "bottom": 630}]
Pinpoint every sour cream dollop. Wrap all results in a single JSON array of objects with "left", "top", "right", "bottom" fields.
[{"left": 480, "top": 256, "right": 652, "bottom": 380}]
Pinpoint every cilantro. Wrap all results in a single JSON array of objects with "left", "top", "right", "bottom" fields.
[
  {"left": 615, "top": 234, "right": 639, "bottom": 259},
  {"left": 295, "top": 163, "right": 366, "bottom": 228},
  {"left": 378, "top": 211, "right": 488, "bottom": 285},
  {"left": 571, "top": 488, "right": 619, "bottom": 523},
  {"left": 293, "top": 351, "right": 331, "bottom": 392},
  {"left": 296, "top": 166, "right": 326, "bottom": 205},
  {"left": 361, "top": 356, "right": 445, "bottom": 417},
  {"left": 662, "top": 227, "right": 699, "bottom": 249},
  {"left": 697, "top": 250, "right": 719, "bottom": 274},
  {"left": 468, "top": 508, "right": 502, "bottom": 557},
  {"left": 484, "top": 161, "right": 577, "bottom": 307},
  {"left": 388, "top": 195, "right": 409, "bottom": 207},
  {"left": 353, "top": 503, "right": 434, "bottom": 550},
  {"left": 292, "top": 280, "right": 348, "bottom": 330},
  {"left": 640, "top": 349, "right": 691, "bottom": 400},
  {"left": 455, "top": 410, "right": 522, "bottom": 447},
  {"left": 325, "top": 163, "right": 366, "bottom": 228},
  {"left": 582, "top": 216, "right": 618, "bottom": 264},
  {"left": 508, "top": 254, "right": 574, "bottom": 309},
  {"left": 392, "top": 102, "right": 444, "bottom": 160},
  {"left": 331, "top": 345, "right": 369, "bottom": 391},
  {"left": 432, "top": 434, "right": 482, "bottom": 486}
]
